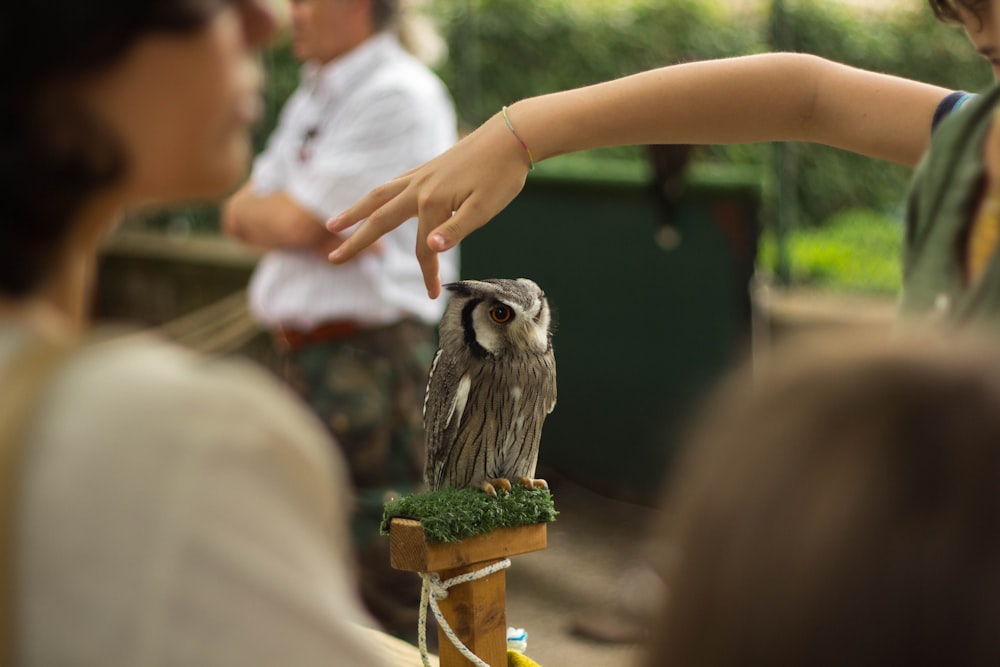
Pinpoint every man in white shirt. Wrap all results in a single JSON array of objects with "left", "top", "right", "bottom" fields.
[{"left": 223, "top": 0, "right": 458, "bottom": 642}]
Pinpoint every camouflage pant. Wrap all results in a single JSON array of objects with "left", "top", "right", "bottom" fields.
[{"left": 278, "top": 318, "right": 437, "bottom": 643}]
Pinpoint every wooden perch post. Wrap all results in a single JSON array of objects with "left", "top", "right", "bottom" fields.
[{"left": 390, "top": 518, "right": 548, "bottom": 667}]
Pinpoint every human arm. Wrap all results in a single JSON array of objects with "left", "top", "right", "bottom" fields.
[
  {"left": 327, "top": 52, "right": 954, "bottom": 298},
  {"left": 222, "top": 182, "right": 347, "bottom": 254}
]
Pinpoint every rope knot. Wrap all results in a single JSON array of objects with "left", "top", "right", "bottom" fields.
[
  {"left": 417, "top": 558, "right": 513, "bottom": 667},
  {"left": 425, "top": 573, "right": 450, "bottom": 601}
]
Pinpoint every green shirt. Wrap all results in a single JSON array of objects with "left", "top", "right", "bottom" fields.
[{"left": 901, "top": 84, "right": 1000, "bottom": 331}]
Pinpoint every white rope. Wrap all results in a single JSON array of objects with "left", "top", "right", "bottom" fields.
[{"left": 417, "top": 558, "right": 512, "bottom": 667}]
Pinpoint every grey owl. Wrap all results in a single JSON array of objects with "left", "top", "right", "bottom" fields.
[{"left": 423, "top": 278, "right": 557, "bottom": 495}]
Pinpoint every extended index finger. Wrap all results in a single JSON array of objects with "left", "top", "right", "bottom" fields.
[{"left": 413, "top": 187, "right": 464, "bottom": 299}]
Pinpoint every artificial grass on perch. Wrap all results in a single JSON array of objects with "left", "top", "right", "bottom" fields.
[
  {"left": 384, "top": 486, "right": 557, "bottom": 667},
  {"left": 381, "top": 485, "right": 558, "bottom": 543}
]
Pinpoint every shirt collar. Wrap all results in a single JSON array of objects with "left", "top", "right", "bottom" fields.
[{"left": 302, "top": 32, "right": 400, "bottom": 96}]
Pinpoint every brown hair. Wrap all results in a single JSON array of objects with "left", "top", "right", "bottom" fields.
[
  {"left": 928, "top": 0, "right": 989, "bottom": 23},
  {"left": 646, "top": 334, "right": 1000, "bottom": 667}
]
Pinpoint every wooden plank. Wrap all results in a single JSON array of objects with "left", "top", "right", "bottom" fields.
[
  {"left": 388, "top": 519, "right": 548, "bottom": 666},
  {"left": 389, "top": 519, "right": 547, "bottom": 572},
  {"left": 436, "top": 560, "right": 508, "bottom": 667}
]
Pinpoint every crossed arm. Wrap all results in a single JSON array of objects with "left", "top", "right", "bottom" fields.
[
  {"left": 223, "top": 184, "right": 348, "bottom": 257},
  {"left": 327, "top": 52, "right": 954, "bottom": 298}
]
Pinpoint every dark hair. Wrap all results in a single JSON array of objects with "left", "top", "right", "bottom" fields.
[
  {"left": 0, "top": 1, "right": 226, "bottom": 298},
  {"left": 646, "top": 335, "right": 1000, "bottom": 667},
  {"left": 928, "top": 0, "right": 989, "bottom": 23}
]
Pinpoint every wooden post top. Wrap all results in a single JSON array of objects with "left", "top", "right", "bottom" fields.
[{"left": 389, "top": 518, "right": 548, "bottom": 573}]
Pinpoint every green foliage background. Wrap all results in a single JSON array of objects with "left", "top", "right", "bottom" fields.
[
  {"left": 432, "top": 0, "right": 761, "bottom": 128},
  {"left": 759, "top": 208, "right": 903, "bottom": 294}
]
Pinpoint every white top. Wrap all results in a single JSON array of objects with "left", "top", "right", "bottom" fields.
[
  {"left": 4, "top": 328, "right": 390, "bottom": 666},
  {"left": 248, "top": 32, "right": 459, "bottom": 329}
]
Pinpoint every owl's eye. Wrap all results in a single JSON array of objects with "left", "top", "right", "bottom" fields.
[{"left": 490, "top": 304, "right": 513, "bottom": 324}]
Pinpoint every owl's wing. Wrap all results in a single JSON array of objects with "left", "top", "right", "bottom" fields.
[
  {"left": 506, "top": 349, "right": 558, "bottom": 482},
  {"left": 422, "top": 349, "right": 471, "bottom": 489},
  {"left": 543, "top": 350, "right": 557, "bottom": 415}
]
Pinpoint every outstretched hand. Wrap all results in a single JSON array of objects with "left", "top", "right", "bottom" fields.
[{"left": 327, "top": 113, "right": 533, "bottom": 299}]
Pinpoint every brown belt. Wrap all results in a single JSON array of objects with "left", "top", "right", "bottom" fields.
[{"left": 274, "top": 320, "right": 362, "bottom": 351}]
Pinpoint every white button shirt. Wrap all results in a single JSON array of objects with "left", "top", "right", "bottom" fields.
[{"left": 248, "top": 32, "right": 459, "bottom": 330}]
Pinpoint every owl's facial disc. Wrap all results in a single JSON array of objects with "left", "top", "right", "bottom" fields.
[{"left": 470, "top": 300, "right": 508, "bottom": 355}]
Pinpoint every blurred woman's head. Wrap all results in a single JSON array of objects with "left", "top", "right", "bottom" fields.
[
  {"left": 0, "top": 0, "right": 276, "bottom": 298},
  {"left": 648, "top": 335, "right": 1000, "bottom": 667}
]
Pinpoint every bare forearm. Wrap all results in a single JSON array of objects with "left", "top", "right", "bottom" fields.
[
  {"left": 222, "top": 185, "right": 329, "bottom": 250},
  {"left": 512, "top": 53, "right": 949, "bottom": 167}
]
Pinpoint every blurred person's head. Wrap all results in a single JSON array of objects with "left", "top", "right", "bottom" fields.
[
  {"left": 646, "top": 334, "right": 1000, "bottom": 667},
  {"left": 929, "top": 0, "right": 1000, "bottom": 77},
  {"left": 929, "top": 0, "right": 990, "bottom": 23},
  {"left": 288, "top": 0, "right": 399, "bottom": 64},
  {"left": 0, "top": 1, "right": 277, "bottom": 302}
]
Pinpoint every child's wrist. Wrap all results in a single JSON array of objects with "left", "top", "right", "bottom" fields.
[{"left": 500, "top": 105, "right": 535, "bottom": 172}]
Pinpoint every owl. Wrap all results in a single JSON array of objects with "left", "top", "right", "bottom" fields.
[{"left": 423, "top": 278, "right": 557, "bottom": 495}]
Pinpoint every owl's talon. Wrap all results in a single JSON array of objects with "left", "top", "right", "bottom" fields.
[
  {"left": 478, "top": 478, "right": 513, "bottom": 497},
  {"left": 517, "top": 476, "right": 549, "bottom": 490},
  {"left": 491, "top": 478, "right": 513, "bottom": 493}
]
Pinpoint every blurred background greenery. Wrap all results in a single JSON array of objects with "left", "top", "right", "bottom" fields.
[{"left": 138, "top": 0, "right": 994, "bottom": 296}]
